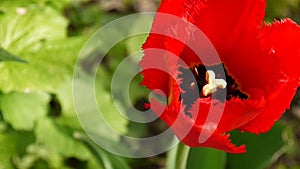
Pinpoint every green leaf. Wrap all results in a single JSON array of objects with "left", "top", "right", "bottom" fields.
[
  {"left": 265, "top": 0, "right": 299, "bottom": 21},
  {"left": 34, "top": 118, "right": 91, "bottom": 160},
  {"left": 0, "top": 5, "right": 67, "bottom": 53},
  {"left": 74, "top": 132, "right": 131, "bottom": 169},
  {"left": 56, "top": 75, "right": 130, "bottom": 135},
  {"left": 0, "top": 1, "right": 32, "bottom": 9},
  {"left": 95, "top": 76, "right": 129, "bottom": 135},
  {"left": 0, "top": 37, "right": 86, "bottom": 93},
  {"left": 0, "top": 0, "right": 90, "bottom": 11},
  {"left": 0, "top": 48, "right": 27, "bottom": 63},
  {"left": 125, "top": 15, "right": 153, "bottom": 59},
  {"left": 20, "top": 144, "right": 67, "bottom": 169},
  {"left": 72, "top": 74, "right": 130, "bottom": 155},
  {"left": 187, "top": 148, "right": 226, "bottom": 169},
  {"left": 0, "top": 4, "right": 87, "bottom": 93},
  {"left": 32, "top": 0, "right": 74, "bottom": 10},
  {"left": 0, "top": 130, "right": 35, "bottom": 169},
  {"left": 87, "top": 157, "right": 105, "bottom": 169},
  {"left": 0, "top": 91, "right": 50, "bottom": 130},
  {"left": 227, "top": 124, "right": 286, "bottom": 169},
  {"left": 55, "top": 80, "right": 93, "bottom": 132}
]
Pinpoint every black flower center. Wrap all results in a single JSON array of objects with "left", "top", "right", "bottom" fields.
[{"left": 178, "top": 64, "right": 248, "bottom": 112}]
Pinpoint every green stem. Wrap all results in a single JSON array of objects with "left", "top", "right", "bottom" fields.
[{"left": 176, "top": 143, "right": 190, "bottom": 169}]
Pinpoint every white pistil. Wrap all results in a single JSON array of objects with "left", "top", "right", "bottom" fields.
[
  {"left": 190, "top": 82, "right": 196, "bottom": 89},
  {"left": 194, "top": 67, "right": 199, "bottom": 76},
  {"left": 202, "top": 70, "right": 227, "bottom": 96}
]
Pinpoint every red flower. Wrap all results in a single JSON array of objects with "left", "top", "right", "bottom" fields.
[{"left": 140, "top": 0, "right": 300, "bottom": 153}]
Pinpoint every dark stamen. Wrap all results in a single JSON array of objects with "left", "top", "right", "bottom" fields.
[{"left": 178, "top": 64, "right": 248, "bottom": 117}]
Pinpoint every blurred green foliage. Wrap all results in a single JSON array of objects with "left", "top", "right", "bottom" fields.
[{"left": 0, "top": 0, "right": 299, "bottom": 169}]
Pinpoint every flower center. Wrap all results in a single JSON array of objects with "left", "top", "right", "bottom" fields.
[
  {"left": 178, "top": 64, "right": 248, "bottom": 111},
  {"left": 202, "top": 70, "right": 227, "bottom": 96}
]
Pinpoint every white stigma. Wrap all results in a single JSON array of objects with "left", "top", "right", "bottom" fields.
[{"left": 202, "top": 70, "right": 227, "bottom": 96}]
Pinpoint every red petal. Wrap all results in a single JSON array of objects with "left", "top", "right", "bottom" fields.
[
  {"left": 238, "top": 19, "right": 300, "bottom": 134},
  {"left": 140, "top": 48, "right": 181, "bottom": 96},
  {"left": 217, "top": 20, "right": 300, "bottom": 93},
  {"left": 259, "top": 19, "right": 300, "bottom": 78},
  {"left": 149, "top": 85, "right": 246, "bottom": 153},
  {"left": 149, "top": 83, "right": 183, "bottom": 124},
  {"left": 192, "top": 0, "right": 266, "bottom": 50},
  {"left": 150, "top": 98, "right": 246, "bottom": 153},
  {"left": 176, "top": 0, "right": 266, "bottom": 66},
  {"left": 142, "top": 0, "right": 300, "bottom": 153},
  {"left": 195, "top": 133, "right": 246, "bottom": 154},
  {"left": 141, "top": 9, "right": 193, "bottom": 95},
  {"left": 187, "top": 95, "right": 265, "bottom": 134},
  {"left": 239, "top": 78, "right": 298, "bottom": 134}
]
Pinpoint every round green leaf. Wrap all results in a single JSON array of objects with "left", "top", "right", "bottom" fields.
[{"left": 0, "top": 91, "right": 50, "bottom": 130}]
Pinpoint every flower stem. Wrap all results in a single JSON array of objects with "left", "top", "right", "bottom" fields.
[{"left": 176, "top": 143, "right": 190, "bottom": 169}]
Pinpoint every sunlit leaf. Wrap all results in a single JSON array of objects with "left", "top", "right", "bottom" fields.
[
  {"left": 0, "top": 37, "right": 86, "bottom": 93},
  {"left": 0, "top": 4, "right": 87, "bottom": 93},
  {"left": 0, "top": 91, "right": 50, "bottom": 130},
  {"left": 35, "top": 118, "right": 91, "bottom": 160},
  {"left": 0, "top": 5, "right": 67, "bottom": 53}
]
